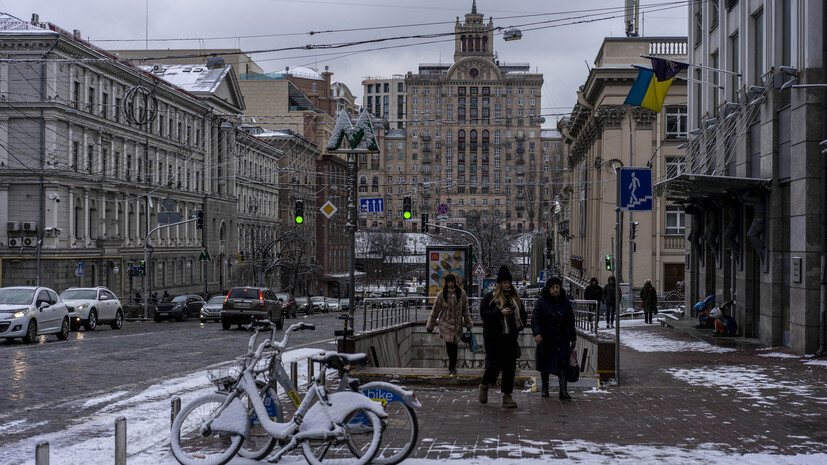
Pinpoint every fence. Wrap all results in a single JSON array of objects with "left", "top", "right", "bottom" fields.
[
  {"left": 359, "top": 298, "right": 419, "bottom": 332},
  {"left": 572, "top": 300, "right": 600, "bottom": 336}
]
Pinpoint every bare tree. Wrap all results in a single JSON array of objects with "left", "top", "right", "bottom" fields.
[
  {"left": 359, "top": 228, "right": 423, "bottom": 289},
  {"left": 450, "top": 211, "right": 518, "bottom": 278}
]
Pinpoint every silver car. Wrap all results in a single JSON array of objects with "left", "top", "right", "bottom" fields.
[
  {"left": 0, "top": 287, "right": 70, "bottom": 343},
  {"left": 200, "top": 295, "right": 224, "bottom": 322}
]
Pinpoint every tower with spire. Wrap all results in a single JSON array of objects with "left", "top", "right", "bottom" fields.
[{"left": 454, "top": 1, "right": 495, "bottom": 63}]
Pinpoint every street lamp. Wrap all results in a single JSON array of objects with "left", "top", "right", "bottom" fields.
[{"left": 503, "top": 27, "right": 523, "bottom": 41}]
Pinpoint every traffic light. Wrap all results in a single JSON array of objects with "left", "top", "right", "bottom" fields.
[
  {"left": 402, "top": 196, "right": 412, "bottom": 219},
  {"left": 294, "top": 200, "right": 304, "bottom": 224},
  {"left": 139, "top": 260, "right": 146, "bottom": 275},
  {"left": 421, "top": 213, "right": 429, "bottom": 233},
  {"left": 630, "top": 221, "right": 639, "bottom": 239},
  {"left": 604, "top": 254, "right": 612, "bottom": 271},
  {"left": 238, "top": 251, "right": 245, "bottom": 263},
  {"left": 195, "top": 210, "right": 204, "bottom": 229}
]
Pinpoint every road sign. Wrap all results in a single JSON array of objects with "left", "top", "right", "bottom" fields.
[
  {"left": 320, "top": 200, "right": 338, "bottom": 219},
  {"left": 76, "top": 262, "right": 84, "bottom": 275},
  {"left": 437, "top": 203, "right": 449, "bottom": 216},
  {"left": 198, "top": 250, "right": 212, "bottom": 262},
  {"left": 619, "top": 168, "right": 653, "bottom": 211},
  {"left": 539, "top": 270, "right": 549, "bottom": 283},
  {"left": 473, "top": 262, "right": 486, "bottom": 276},
  {"left": 157, "top": 212, "right": 182, "bottom": 225},
  {"left": 359, "top": 198, "right": 384, "bottom": 213},
  {"left": 161, "top": 198, "right": 177, "bottom": 212}
]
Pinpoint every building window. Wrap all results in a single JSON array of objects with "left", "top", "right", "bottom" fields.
[
  {"left": 729, "top": 32, "right": 739, "bottom": 99},
  {"left": 665, "top": 106, "right": 688, "bottom": 139},
  {"left": 753, "top": 10, "right": 764, "bottom": 85},
  {"left": 666, "top": 156, "right": 686, "bottom": 179},
  {"left": 694, "top": 6, "right": 702, "bottom": 46},
  {"left": 749, "top": 121, "right": 761, "bottom": 178},
  {"left": 665, "top": 206, "right": 686, "bottom": 235},
  {"left": 710, "top": 1, "right": 719, "bottom": 30}
]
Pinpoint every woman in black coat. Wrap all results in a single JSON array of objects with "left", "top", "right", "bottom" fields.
[{"left": 531, "top": 276, "right": 576, "bottom": 399}]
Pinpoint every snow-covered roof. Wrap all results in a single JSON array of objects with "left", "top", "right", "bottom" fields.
[
  {"left": 139, "top": 64, "right": 232, "bottom": 94},
  {"left": 287, "top": 66, "right": 325, "bottom": 81},
  {"left": 0, "top": 13, "right": 55, "bottom": 34},
  {"left": 541, "top": 128, "right": 562, "bottom": 139}
]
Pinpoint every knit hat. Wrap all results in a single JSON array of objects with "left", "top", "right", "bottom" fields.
[
  {"left": 444, "top": 273, "right": 457, "bottom": 284},
  {"left": 590, "top": 277, "right": 598, "bottom": 285},
  {"left": 496, "top": 265, "right": 513, "bottom": 283},
  {"left": 546, "top": 276, "right": 563, "bottom": 289}
]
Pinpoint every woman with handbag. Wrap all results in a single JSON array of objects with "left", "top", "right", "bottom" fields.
[
  {"left": 531, "top": 276, "right": 577, "bottom": 399},
  {"left": 478, "top": 266, "right": 527, "bottom": 408},
  {"left": 426, "top": 273, "right": 472, "bottom": 376}
]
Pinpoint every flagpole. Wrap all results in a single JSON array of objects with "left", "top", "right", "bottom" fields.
[
  {"left": 640, "top": 54, "right": 742, "bottom": 77},
  {"left": 676, "top": 75, "right": 724, "bottom": 89}
]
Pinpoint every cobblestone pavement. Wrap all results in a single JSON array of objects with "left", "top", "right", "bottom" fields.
[
  {"left": 0, "top": 311, "right": 346, "bottom": 447},
  {"left": 408, "top": 321, "right": 827, "bottom": 461}
]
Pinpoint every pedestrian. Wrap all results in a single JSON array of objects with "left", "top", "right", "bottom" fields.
[
  {"left": 531, "top": 276, "right": 576, "bottom": 399},
  {"left": 603, "top": 275, "right": 617, "bottom": 328},
  {"left": 478, "top": 265, "right": 527, "bottom": 408},
  {"left": 151, "top": 292, "right": 159, "bottom": 304},
  {"left": 584, "top": 277, "right": 602, "bottom": 304},
  {"left": 426, "top": 274, "right": 472, "bottom": 376},
  {"left": 162, "top": 290, "right": 170, "bottom": 300},
  {"left": 640, "top": 279, "right": 658, "bottom": 324}
]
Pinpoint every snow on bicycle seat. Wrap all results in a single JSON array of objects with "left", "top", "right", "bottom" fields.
[{"left": 311, "top": 351, "right": 368, "bottom": 369}]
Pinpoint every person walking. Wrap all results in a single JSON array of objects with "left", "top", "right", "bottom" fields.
[
  {"left": 478, "top": 266, "right": 527, "bottom": 408},
  {"left": 426, "top": 274, "right": 472, "bottom": 376},
  {"left": 531, "top": 276, "right": 576, "bottom": 399},
  {"left": 584, "top": 277, "right": 602, "bottom": 327},
  {"left": 640, "top": 279, "right": 658, "bottom": 324},
  {"left": 603, "top": 275, "right": 617, "bottom": 328}
]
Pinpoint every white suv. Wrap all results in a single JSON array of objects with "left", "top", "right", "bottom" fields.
[
  {"left": 60, "top": 287, "right": 124, "bottom": 331},
  {"left": 0, "top": 286, "right": 70, "bottom": 343}
]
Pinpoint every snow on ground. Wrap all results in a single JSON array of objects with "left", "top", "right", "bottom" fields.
[
  {"left": 804, "top": 359, "right": 827, "bottom": 368},
  {"left": 757, "top": 352, "right": 800, "bottom": 359},
  {"left": 598, "top": 318, "right": 736, "bottom": 353},
  {"left": 0, "top": 347, "right": 326, "bottom": 465}
]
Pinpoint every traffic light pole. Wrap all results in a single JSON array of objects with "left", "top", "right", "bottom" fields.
[{"left": 143, "top": 217, "right": 198, "bottom": 320}]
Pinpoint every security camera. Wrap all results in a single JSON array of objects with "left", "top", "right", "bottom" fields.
[{"left": 48, "top": 193, "right": 61, "bottom": 203}]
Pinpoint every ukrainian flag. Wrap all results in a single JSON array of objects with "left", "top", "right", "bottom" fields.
[{"left": 624, "top": 66, "right": 674, "bottom": 113}]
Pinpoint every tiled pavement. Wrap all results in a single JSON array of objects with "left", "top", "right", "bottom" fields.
[{"left": 403, "top": 320, "right": 827, "bottom": 461}]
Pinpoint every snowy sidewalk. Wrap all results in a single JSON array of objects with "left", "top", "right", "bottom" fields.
[{"left": 1, "top": 320, "right": 825, "bottom": 464}]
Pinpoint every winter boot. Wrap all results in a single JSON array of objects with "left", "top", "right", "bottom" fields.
[
  {"left": 541, "top": 373, "right": 550, "bottom": 398},
  {"left": 502, "top": 393, "right": 518, "bottom": 408},
  {"left": 558, "top": 377, "right": 572, "bottom": 400},
  {"left": 477, "top": 384, "right": 489, "bottom": 404}
]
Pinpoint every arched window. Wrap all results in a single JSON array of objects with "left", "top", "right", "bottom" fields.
[
  {"left": 470, "top": 130, "right": 478, "bottom": 152},
  {"left": 474, "top": 36, "right": 481, "bottom": 51},
  {"left": 460, "top": 35, "right": 466, "bottom": 52},
  {"left": 482, "top": 130, "right": 490, "bottom": 152},
  {"left": 359, "top": 176, "right": 368, "bottom": 193},
  {"left": 457, "top": 130, "right": 466, "bottom": 151},
  {"left": 482, "top": 36, "right": 488, "bottom": 52}
]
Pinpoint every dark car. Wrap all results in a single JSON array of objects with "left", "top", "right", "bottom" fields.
[
  {"left": 221, "top": 287, "right": 283, "bottom": 330},
  {"left": 276, "top": 292, "right": 298, "bottom": 319},
  {"left": 154, "top": 294, "right": 204, "bottom": 322}
]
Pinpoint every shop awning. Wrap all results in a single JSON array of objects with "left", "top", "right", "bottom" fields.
[{"left": 654, "top": 173, "right": 772, "bottom": 202}]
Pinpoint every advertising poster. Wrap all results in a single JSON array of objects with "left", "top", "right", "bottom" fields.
[
  {"left": 426, "top": 246, "right": 471, "bottom": 297},
  {"left": 482, "top": 278, "right": 497, "bottom": 295}
]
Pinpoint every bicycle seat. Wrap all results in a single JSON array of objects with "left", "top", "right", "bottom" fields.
[
  {"left": 245, "top": 319, "right": 272, "bottom": 330},
  {"left": 311, "top": 351, "right": 369, "bottom": 370}
]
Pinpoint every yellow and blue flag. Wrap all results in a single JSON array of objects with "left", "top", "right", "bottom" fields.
[{"left": 624, "top": 58, "right": 688, "bottom": 112}]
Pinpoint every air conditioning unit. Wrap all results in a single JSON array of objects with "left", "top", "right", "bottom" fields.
[
  {"left": 22, "top": 222, "right": 38, "bottom": 232},
  {"left": 7, "top": 221, "right": 19, "bottom": 232},
  {"left": 22, "top": 237, "right": 35, "bottom": 247},
  {"left": 8, "top": 238, "right": 19, "bottom": 247}
]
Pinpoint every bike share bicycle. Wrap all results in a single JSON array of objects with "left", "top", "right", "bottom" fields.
[{"left": 170, "top": 320, "right": 386, "bottom": 465}]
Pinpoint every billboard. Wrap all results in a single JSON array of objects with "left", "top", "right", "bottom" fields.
[{"left": 425, "top": 245, "right": 472, "bottom": 298}]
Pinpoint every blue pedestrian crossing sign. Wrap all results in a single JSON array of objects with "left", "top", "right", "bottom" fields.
[
  {"left": 619, "top": 168, "right": 653, "bottom": 211},
  {"left": 359, "top": 198, "right": 384, "bottom": 213}
]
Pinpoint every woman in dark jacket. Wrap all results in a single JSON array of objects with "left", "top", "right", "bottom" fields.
[
  {"left": 640, "top": 279, "right": 658, "bottom": 324},
  {"left": 478, "top": 265, "right": 527, "bottom": 408},
  {"left": 532, "top": 276, "right": 576, "bottom": 399}
]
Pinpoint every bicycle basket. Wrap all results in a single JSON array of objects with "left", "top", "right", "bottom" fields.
[{"left": 207, "top": 365, "right": 242, "bottom": 391}]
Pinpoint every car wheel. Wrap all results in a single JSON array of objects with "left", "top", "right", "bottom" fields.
[
  {"left": 110, "top": 310, "right": 123, "bottom": 330},
  {"left": 56, "top": 318, "right": 70, "bottom": 341},
  {"left": 22, "top": 320, "right": 37, "bottom": 344},
  {"left": 70, "top": 319, "right": 80, "bottom": 331},
  {"left": 180, "top": 310, "right": 189, "bottom": 322},
  {"left": 221, "top": 317, "right": 231, "bottom": 330},
  {"left": 84, "top": 309, "right": 97, "bottom": 331}
]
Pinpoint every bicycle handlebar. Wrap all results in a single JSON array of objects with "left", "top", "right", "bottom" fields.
[{"left": 269, "top": 322, "right": 315, "bottom": 351}]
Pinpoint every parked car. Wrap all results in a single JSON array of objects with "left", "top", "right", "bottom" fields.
[
  {"left": 0, "top": 286, "right": 70, "bottom": 343},
  {"left": 276, "top": 292, "right": 298, "bottom": 318},
  {"left": 296, "top": 296, "right": 312, "bottom": 315},
  {"left": 60, "top": 287, "right": 124, "bottom": 331},
  {"left": 324, "top": 297, "right": 342, "bottom": 312},
  {"left": 154, "top": 294, "right": 204, "bottom": 322},
  {"left": 200, "top": 295, "right": 225, "bottom": 322},
  {"left": 222, "top": 287, "right": 283, "bottom": 330},
  {"left": 310, "top": 296, "right": 329, "bottom": 313}
]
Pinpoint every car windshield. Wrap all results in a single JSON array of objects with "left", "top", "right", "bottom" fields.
[
  {"left": 276, "top": 293, "right": 289, "bottom": 300},
  {"left": 60, "top": 289, "right": 97, "bottom": 300},
  {"left": 208, "top": 296, "right": 225, "bottom": 304},
  {"left": 295, "top": 297, "right": 308, "bottom": 304},
  {"left": 228, "top": 288, "right": 260, "bottom": 299},
  {"left": 311, "top": 296, "right": 324, "bottom": 302},
  {"left": 172, "top": 295, "right": 188, "bottom": 303},
  {"left": 0, "top": 288, "right": 35, "bottom": 305}
]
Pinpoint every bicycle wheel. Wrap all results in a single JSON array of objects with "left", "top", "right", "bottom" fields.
[
  {"left": 357, "top": 400, "right": 418, "bottom": 465},
  {"left": 171, "top": 393, "right": 244, "bottom": 465},
  {"left": 237, "top": 381, "right": 281, "bottom": 460},
  {"left": 301, "top": 409, "right": 383, "bottom": 465}
]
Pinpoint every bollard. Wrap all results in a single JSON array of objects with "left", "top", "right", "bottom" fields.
[
  {"left": 291, "top": 361, "right": 298, "bottom": 389},
  {"left": 307, "top": 359, "right": 315, "bottom": 387},
  {"left": 115, "top": 417, "right": 127, "bottom": 465},
  {"left": 35, "top": 442, "right": 49, "bottom": 465},
  {"left": 170, "top": 396, "right": 181, "bottom": 429}
]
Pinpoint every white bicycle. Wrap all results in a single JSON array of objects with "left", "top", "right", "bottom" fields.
[{"left": 170, "top": 321, "right": 387, "bottom": 465}]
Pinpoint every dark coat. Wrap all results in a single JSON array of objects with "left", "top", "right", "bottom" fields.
[
  {"left": 603, "top": 281, "right": 617, "bottom": 307},
  {"left": 640, "top": 284, "right": 658, "bottom": 313},
  {"left": 584, "top": 283, "right": 603, "bottom": 303},
  {"left": 480, "top": 290, "right": 527, "bottom": 360},
  {"left": 531, "top": 290, "right": 576, "bottom": 376}
]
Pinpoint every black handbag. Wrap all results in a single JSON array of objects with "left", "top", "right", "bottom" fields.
[{"left": 566, "top": 349, "right": 580, "bottom": 382}]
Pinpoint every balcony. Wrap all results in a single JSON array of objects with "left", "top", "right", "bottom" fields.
[
  {"left": 664, "top": 235, "right": 684, "bottom": 249},
  {"left": 515, "top": 132, "right": 525, "bottom": 141},
  {"left": 515, "top": 155, "right": 524, "bottom": 164},
  {"left": 515, "top": 203, "right": 525, "bottom": 210},
  {"left": 516, "top": 146, "right": 525, "bottom": 154},
  {"left": 422, "top": 145, "right": 431, "bottom": 153},
  {"left": 422, "top": 191, "right": 431, "bottom": 199},
  {"left": 421, "top": 156, "right": 432, "bottom": 164},
  {"left": 421, "top": 134, "right": 431, "bottom": 141}
]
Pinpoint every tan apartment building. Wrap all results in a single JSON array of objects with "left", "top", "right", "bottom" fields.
[
  {"left": 560, "top": 37, "right": 688, "bottom": 294},
  {"left": 362, "top": 75, "right": 406, "bottom": 129}
]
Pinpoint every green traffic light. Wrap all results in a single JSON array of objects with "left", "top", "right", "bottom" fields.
[
  {"left": 296, "top": 216, "right": 304, "bottom": 224},
  {"left": 403, "top": 211, "right": 411, "bottom": 219}
]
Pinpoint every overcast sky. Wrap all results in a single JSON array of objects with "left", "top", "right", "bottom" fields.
[{"left": 4, "top": 0, "right": 687, "bottom": 126}]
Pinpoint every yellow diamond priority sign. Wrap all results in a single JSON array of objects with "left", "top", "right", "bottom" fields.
[{"left": 320, "top": 200, "right": 338, "bottom": 219}]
